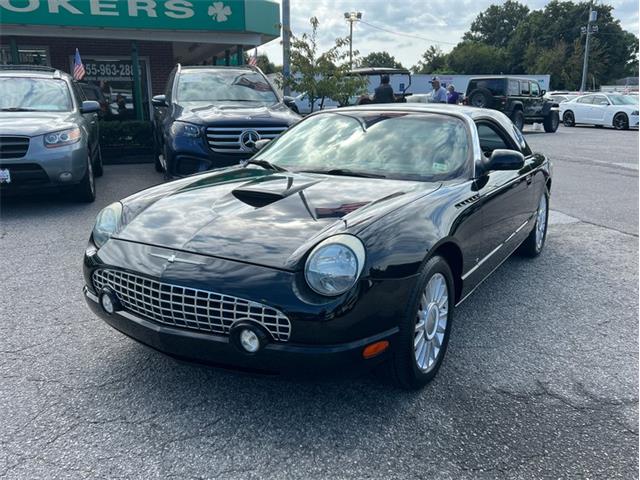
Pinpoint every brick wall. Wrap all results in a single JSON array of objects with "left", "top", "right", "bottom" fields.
[{"left": 0, "top": 36, "right": 174, "bottom": 94}]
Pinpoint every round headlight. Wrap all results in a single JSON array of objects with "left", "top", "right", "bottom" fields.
[
  {"left": 45, "top": 133, "right": 59, "bottom": 144},
  {"left": 92, "top": 202, "right": 123, "bottom": 248},
  {"left": 304, "top": 235, "right": 366, "bottom": 296}
]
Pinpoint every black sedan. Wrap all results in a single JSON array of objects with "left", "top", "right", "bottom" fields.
[{"left": 83, "top": 104, "right": 551, "bottom": 389}]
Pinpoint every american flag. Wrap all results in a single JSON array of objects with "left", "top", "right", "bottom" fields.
[
  {"left": 248, "top": 48, "right": 258, "bottom": 66},
  {"left": 73, "top": 48, "right": 85, "bottom": 81}
]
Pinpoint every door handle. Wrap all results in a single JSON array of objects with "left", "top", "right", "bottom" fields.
[{"left": 526, "top": 174, "right": 533, "bottom": 185}]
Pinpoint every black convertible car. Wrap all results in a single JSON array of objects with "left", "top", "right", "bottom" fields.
[{"left": 83, "top": 104, "right": 551, "bottom": 389}]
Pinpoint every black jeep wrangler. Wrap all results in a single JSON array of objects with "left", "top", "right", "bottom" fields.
[{"left": 465, "top": 76, "right": 560, "bottom": 133}]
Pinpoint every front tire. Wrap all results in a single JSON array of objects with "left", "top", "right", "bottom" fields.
[
  {"left": 519, "top": 190, "right": 549, "bottom": 257},
  {"left": 613, "top": 112, "right": 629, "bottom": 130},
  {"left": 563, "top": 111, "right": 575, "bottom": 127},
  {"left": 543, "top": 111, "right": 559, "bottom": 133},
  {"left": 73, "top": 155, "right": 96, "bottom": 203},
  {"left": 386, "top": 256, "right": 454, "bottom": 390},
  {"left": 93, "top": 144, "right": 104, "bottom": 177}
]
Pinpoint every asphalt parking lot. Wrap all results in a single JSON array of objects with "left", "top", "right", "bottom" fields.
[{"left": 0, "top": 125, "right": 637, "bottom": 479}]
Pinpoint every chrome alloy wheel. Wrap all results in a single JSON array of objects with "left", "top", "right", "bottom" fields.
[
  {"left": 414, "top": 273, "right": 448, "bottom": 373},
  {"left": 535, "top": 194, "right": 548, "bottom": 251}
]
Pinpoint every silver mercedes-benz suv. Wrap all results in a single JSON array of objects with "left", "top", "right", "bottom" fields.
[{"left": 0, "top": 65, "right": 102, "bottom": 202}]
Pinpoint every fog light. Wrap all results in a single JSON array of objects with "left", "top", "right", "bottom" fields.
[
  {"left": 100, "top": 293, "right": 115, "bottom": 314},
  {"left": 59, "top": 172, "right": 73, "bottom": 182},
  {"left": 239, "top": 329, "right": 260, "bottom": 353}
]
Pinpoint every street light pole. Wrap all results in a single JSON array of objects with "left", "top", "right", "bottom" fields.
[
  {"left": 282, "top": 0, "right": 291, "bottom": 96},
  {"left": 343, "top": 11, "right": 362, "bottom": 70},
  {"left": 580, "top": 9, "right": 598, "bottom": 92}
]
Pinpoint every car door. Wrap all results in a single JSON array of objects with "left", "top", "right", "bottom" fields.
[
  {"left": 519, "top": 80, "right": 533, "bottom": 117},
  {"left": 465, "top": 119, "right": 534, "bottom": 284},
  {"left": 589, "top": 95, "right": 609, "bottom": 124},
  {"left": 72, "top": 81, "right": 97, "bottom": 154},
  {"left": 572, "top": 95, "right": 594, "bottom": 123},
  {"left": 529, "top": 81, "right": 545, "bottom": 118}
]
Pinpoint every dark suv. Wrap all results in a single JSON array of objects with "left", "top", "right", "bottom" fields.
[
  {"left": 152, "top": 65, "right": 300, "bottom": 178},
  {"left": 465, "top": 76, "right": 560, "bottom": 133}
]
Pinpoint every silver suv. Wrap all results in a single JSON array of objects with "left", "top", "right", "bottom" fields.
[{"left": 0, "top": 66, "right": 102, "bottom": 202}]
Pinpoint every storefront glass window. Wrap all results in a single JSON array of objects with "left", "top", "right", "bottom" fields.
[{"left": 0, "top": 46, "right": 50, "bottom": 66}]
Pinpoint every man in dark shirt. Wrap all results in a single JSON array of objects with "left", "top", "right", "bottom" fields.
[
  {"left": 446, "top": 85, "right": 461, "bottom": 104},
  {"left": 373, "top": 74, "right": 395, "bottom": 103}
]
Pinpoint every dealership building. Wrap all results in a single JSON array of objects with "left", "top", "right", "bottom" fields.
[{"left": 0, "top": 0, "right": 280, "bottom": 120}]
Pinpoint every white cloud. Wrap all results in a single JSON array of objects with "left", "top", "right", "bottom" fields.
[{"left": 258, "top": 0, "right": 639, "bottom": 68}]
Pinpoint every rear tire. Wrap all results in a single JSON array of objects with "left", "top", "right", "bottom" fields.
[
  {"left": 384, "top": 255, "right": 454, "bottom": 390},
  {"left": 543, "top": 111, "right": 559, "bottom": 133},
  {"left": 613, "top": 112, "right": 629, "bottom": 130},
  {"left": 511, "top": 109, "right": 525, "bottom": 131},
  {"left": 519, "top": 190, "right": 549, "bottom": 258},
  {"left": 73, "top": 155, "right": 96, "bottom": 203},
  {"left": 563, "top": 111, "right": 575, "bottom": 127},
  {"left": 468, "top": 88, "right": 494, "bottom": 108}
]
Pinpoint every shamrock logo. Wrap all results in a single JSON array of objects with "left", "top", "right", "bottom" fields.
[{"left": 208, "top": 2, "right": 232, "bottom": 22}]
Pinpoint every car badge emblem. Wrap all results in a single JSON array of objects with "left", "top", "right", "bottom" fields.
[
  {"left": 239, "top": 129, "right": 260, "bottom": 152},
  {"left": 148, "top": 252, "right": 205, "bottom": 265}
]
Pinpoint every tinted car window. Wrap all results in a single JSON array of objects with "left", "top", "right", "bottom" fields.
[
  {"left": 520, "top": 81, "right": 530, "bottom": 95},
  {"left": 0, "top": 77, "right": 72, "bottom": 111},
  {"left": 577, "top": 96, "right": 594, "bottom": 104},
  {"left": 176, "top": 69, "right": 277, "bottom": 105},
  {"left": 81, "top": 84, "right": 98, "bottom": 101},
  {"left": 508, "top": 80, "right": 520, "bottom": 95},
  {"left": 469, "top": 79, "right": 506, "bottom": 96},
  {"left": 257, "top": 112, "right": 471, "bottom": 181},
  {"left": 477, "top": 123, "right": 511, "bottom": 153},
  {"left": 530, "top": 82, "right": 540, "bottom": 96}
]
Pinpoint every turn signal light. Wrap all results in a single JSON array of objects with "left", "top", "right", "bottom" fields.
[{"left": 362, "top": 340, "right": 389, "bottom": 359}]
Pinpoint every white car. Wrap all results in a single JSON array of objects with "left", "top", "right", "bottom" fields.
[
  {"left": 560, "top": 93, "right": 639, "bottom": 130},
  {"left": 292, "top": 93, "right": 339, "bottom": 115}
]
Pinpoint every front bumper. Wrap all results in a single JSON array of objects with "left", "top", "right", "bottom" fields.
[
  {"left": 165, "top": 137, "right": 248, "bottom": 177},
  {"left": 84, "top": 286, "right": 399, "bottom": 375},
  {"left": 0, "top": 137, "right": 88, "bottom": 190}
]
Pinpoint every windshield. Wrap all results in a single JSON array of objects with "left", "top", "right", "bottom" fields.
[
  {"left": 176, "top": 69, "right": 277, "bottom": 105},
  {"left": 255, "top": 111, "right": 471, "bottom": 181},
  {"left": 608, "top": 95, "right": 638, "bottom": 105},
  {"left": 0, "top": 77, "right": 72, "bottom": 112}
]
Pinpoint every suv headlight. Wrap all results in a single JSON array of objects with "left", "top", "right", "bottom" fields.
[
  {"left": 171, "top": 121, "right": 201, "bottom": 138},
  {"left": 304, "top": 235, "right": 366, "bottom": 296},
  {"left": 44, "top": 127, "right": 81, "bottom": 148},
  {"left": 92, "top": 202, "right": 123, "bottom": 248}
]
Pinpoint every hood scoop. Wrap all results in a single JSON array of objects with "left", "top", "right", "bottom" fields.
[{"left": 232, "top": 174, "right": 322, "bottom": 207}]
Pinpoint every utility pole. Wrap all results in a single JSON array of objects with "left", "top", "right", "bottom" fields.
[
  {"left": 343, "top": 11, "right": 362, "bottom": 70},
  {"left": 282, "top": 0, "right": 291, "bottom": 96},
  {"left": 580, "top": 9, "right": 598, "bottom": 92}
]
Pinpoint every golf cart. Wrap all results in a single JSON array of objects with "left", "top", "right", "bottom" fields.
[{"left": 349, "top": 67, "right": 412, "bottom": 103}]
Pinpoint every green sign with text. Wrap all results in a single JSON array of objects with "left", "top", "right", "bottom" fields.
[{"left": 0, "top": 0, "right": 279, "bottom": 33}]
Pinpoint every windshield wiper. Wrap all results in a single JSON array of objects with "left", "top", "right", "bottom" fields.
[
  {"left": 297, "top": 168, "right": 386, "bottom": 178},
  {"left": 0, "top": 107, "right": 39, "bottom": 112},
  {"left": 242, "top": 159, "right": 288, "bottom": 172}
]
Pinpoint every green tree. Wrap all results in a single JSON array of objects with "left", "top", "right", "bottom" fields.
[
  {"left": 464, "top": 0, "right": 530, "bottom": 47},
  {"left": 445, "top": 42, "right": 509, "bottom": 74},
  {"left": 412, "top": 46, "right": 448, "bottom": 74},
  {"left": 360, "top": 51, "right": 403, "bottom": 68},
  {"left": 283, "top": 17, "right": 367, "bottom": 112}
]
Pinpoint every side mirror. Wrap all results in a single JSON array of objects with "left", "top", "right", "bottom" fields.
[
  {"left": 80, "top": 100, "right": 100, "bottom": 114},
  {"left": 480, "top": 149, "right": 525, "bottom": 175},
  {"left": 254, "top": 139, "right": 271, "bottom": 151},
  {"left": 282, "top": 95, "right": 298, "bottom": 113},
  {"left": 152, "top": 94, "right": 168, "bottom": 107}
]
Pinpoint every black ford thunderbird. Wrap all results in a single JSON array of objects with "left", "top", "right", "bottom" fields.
[{"left": 83, "top": 104, "right": 551, "bottom": 389}]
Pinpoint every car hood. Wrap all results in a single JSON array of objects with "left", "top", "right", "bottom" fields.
[
  {"left": 175, "top": 102, "right": 299, "bottom": 125},
  {"left": 0, "top": 112, "right": 76, "bottom": 137},
  {"left": 116, "top": 167, "right": 440, "bottom": 271}
]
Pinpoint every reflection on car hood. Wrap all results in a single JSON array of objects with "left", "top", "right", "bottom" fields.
[
  {"left": 176, "top": 102, "right": 298, "bottom": 125},
  {"left": 0, "top": 112, "right": 77, "bottom": 137},
  {"left": 116, "top": 167, "right": 441, "bottom": 270}
]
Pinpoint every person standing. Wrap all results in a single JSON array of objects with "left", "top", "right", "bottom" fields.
[
  {"left": 446, "top": 84, "right": 461, "bottom": 104},
  {"left": 429, "top": 76, "right": 447, "bottom": 103},
  {"left": 373, "top": 74, "right": 395, "bottom": 103}
]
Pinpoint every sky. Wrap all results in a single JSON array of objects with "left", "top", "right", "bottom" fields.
[{"left": 257, "top": 0, "right": 639, "bottom": 68}]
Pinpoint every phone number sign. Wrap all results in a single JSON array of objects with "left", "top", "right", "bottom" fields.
[{"left": 83, "top": 60, "right": 143, "bottom": 81}]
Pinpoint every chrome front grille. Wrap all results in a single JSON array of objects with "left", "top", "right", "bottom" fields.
[
  {"left": 206, "top": 125, "right": 288, "bottom": 153},
  {"left": 0, "top": 136, "right": 30, "bottom": 159},
  {"left": 93, "top": 269, "right": 291, "bottom": 342}
]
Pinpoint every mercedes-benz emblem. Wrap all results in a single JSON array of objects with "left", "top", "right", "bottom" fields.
[{"left": 239, "top": 130, "right": 260, "bottom": 151}]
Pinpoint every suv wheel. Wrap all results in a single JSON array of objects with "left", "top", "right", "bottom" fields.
[
  {"left": 511, "top": 109, "right": 525, "bottom": 131},
  {"left": 93, "top": 144, "right": 104, "bottom": 177},
  {"left": 73, "top": 155, "right": 96, "bottom": 203},
  {"left": 543, "top": 111, "right": 559, "bottom": 133},
  {"left": 153, "top": 140, "right": 164, "bottom": 173},
  {"left": 613, "top": 112, "right": 629, "bottom": 130},
  {"left": 563, "top": 111, "right": 575, "bottom": 127},
  {"left": 468, "top": 88, "right": 493, "bottom": 108}
]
